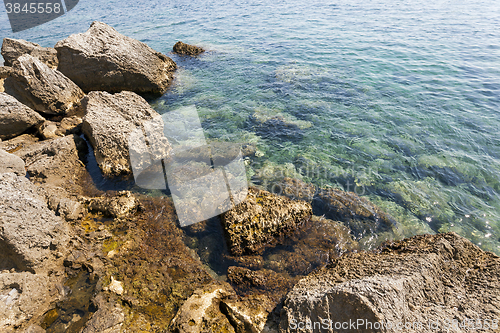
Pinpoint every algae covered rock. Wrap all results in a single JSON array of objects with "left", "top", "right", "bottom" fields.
[
  {"left": 1, "top": 38, "right": 58, "bottom": 69},
  {"left": 221, "top": 187, "right": 312, "bottom": 255},
  {"left": 280, "top": 233, "right": 500, "bottom": 333},
  {"left": 0, "top": 92, "right": 44, "bottom": 140},
  {"left": 3, "top": 54, "right": 84, "bottom": 115},
  {"left": 173, "top": 41, "right": 205, "bottom": 56},
  {"left": 55, "top": 21, "right": 177, "bottom": 94}
]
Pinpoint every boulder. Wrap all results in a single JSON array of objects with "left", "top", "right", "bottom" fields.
[
  {"left": 55, "top": 21, "right": 177, "bottom": 94},
  {"left": 173, "top": 41, "right": 205, "bottom": 56},
  {"left": 221, "top": 295, "right": 275, "bottom": 333},
  {"left": 280, "top": 233, "right": 500, "bottom": 333},
  {"left": 221, "top": 187, "right": 312, "bottom": 255},
  {"left": 3, "top": 54, "right": 84, "bottom": 115},
  {"left": 81, "top": 91, "right": 171, "bottom": 177},
  {"left": 169, "top": 283, "right": 236, "bottom": 333},
  {"left": 1, "top": 38, "right": 58, "bottom": 69},
  {"left": 0, "top": 92, "right": 44, "bottom": 140},
  {"left": 0, "top": 173, "right": 69, "bottom": 273},
  {"left": 0, "top": 149, "right": 25, "bottom": 176},
  {"left": 0, "top": 67, "right": 13, "bottom": 93},
  {"left": 36, "top": 120, "right": 62, "bottom": 140}
]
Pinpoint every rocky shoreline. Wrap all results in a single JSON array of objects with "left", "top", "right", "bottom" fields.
[{"left": 1, "top": 22, "right": 499, "bottom": 333}]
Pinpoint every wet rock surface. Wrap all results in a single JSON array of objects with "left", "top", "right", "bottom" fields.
[
  {"left": 0, "top": 92, "right": 44, "bottom": 140},
  {"left": 4, "top": 54, "right": 85, "bottom": 116},
  {"left": 55, "top": 21, "right": 177, "bottom": 94},
  {"left": 82, "top": 90, "right": 171, "bottom": 177},
  {"left": 173, "top": 41, "right": 205, "bottom": 56},
  {"left": 280, "top": 232, "right": 500, "bottom": 333},
  {"left": 1, "top": 38, "right": 58, "bottom": 69},
  {"left": 221, "top": 187, "right": 312, "bottom": 255}
]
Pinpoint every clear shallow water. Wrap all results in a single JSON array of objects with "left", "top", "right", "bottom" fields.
[{"left": 2, "top": 0, "right": 500, "bottom": 253}]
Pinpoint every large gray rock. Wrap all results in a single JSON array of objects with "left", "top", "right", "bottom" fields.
[
  {"left": 0, "top": 92, "right": 44, "bottom": 140},
  {"left": 81, "top": 91, "right": 171, "bottom": 177},
  {"left": 55, "top": 21, "right": 177, "bottom": 94},
  {"left": 0, "top": 149, "right": 25, "bottom": 176},
  {"left": 221, "top": 187, "right": 312, "bottom": 255},
  {"left": 280, "top": 233, "right": 500, "bottom": 333},
  {"left": 0, "top": 173, "right": 69, "bottom": 273},
  {"left": 1, "top": 38, "right": 58, "bottom": 69},
  {"left": 4, "top": 54, "right": 84, "bottom": 115}
]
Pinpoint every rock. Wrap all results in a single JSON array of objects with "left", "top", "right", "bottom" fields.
[
  {"left": 173, "top": 41, "right": 205, "bottom": 56},
  {"left": 106, "top": 276, "right": 124, "bottom": 295},
  {"left": 0, "top": 272, "right": 57, "bottom": 331},
  {"left": 21, "top": 325, "right": 46, "bottom": 333},
  {"left": 80, "top": 298, "right": 124, "bottom": 333},
  {"left": 221, "top": 187, "right": 312, "bottom": 255},
  {"left": 0, "top": 67, "right": 13, "bottom": 93},
  {"left": 0, "top": 173, "right": 69, "bottom": 273},
  {"left": 1, "top": 38, "right": 58, "bottom": 69},
  {"left": 4, "top": 54, "right": 84, "bottom": 115},
  {"left": 271, "top": 177, "right": 316, "bottom": 202},
  {"left": 85, "top": 191, "right": 136, "bottom": 217},
  {"left": 81, "top": 90, "right": 171, "bottom": 177},
  {"left": 37, "top": 120, "right": 62, "bottom": 140},
  {"left": 280, "top": 233, "right": 500, "bottom": 333},
  {"left": 40, "top": 184, "right": 83, "bottom": 221},
  {"left": 55, "top": 21, "right": 177, "bottom": 94},
  {"left": 169, "top": 283, "right": 236, "bottom": 333},
  {"left": 227, "top": 266, "right": 292, "bottom": 293},
  {"left": 0, "top": 134, "right": 39, "bottom": 153},
  {"left": 312, "top": 188, "right": 397, "bottom": 239},
  {"left": 221, "top": 295, "right": 275, "bottom": 333},
  {"left": 0, "top": 149, "right": 25, "bottom": 176},
  {"left": 0, "top": 92, "right": 44, "bottom": 140}
]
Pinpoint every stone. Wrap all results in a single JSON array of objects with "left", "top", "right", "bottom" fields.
[
  {"left": 0, "top": 173, "right": 69, "bottom": 273},
  {"left": 221, "top": 187, "right": 312, "bottom": 255},
  {"left": 280, "top": 233, "right": 500, "bottom": 333},
  {"left": 173, "top": 41, "right": 205, "bottom": 56},
  {"left": 37, "top": 120, "right": 62, "bottom": 140},
  {"left": 3, "top": 54, "right": 84, "bottom": 115},
  {"left": 0, "top": 92, "right": 44, "bottom": 140},
  {"left": 55, "top": 21, "right": 177, "bottom": 94},
  {"left": 0, "top": 272, "right": 56, "bottom": 331},
  {"left": 85, "top": 191, "right": 136, "bottom": 217},
  {"left": 81, "top": 90, "right": 171, "bottom": 177},
  {"left": 227, "top": 266, "right": 292, "bottom": 293},
  {"left": 312, "top": 188, "right": 398, "bottom": 239},
  {"left": 169, "top": 283, "right": 236, "bottom": 333},
  {"left": 0, "top": 134, "right": 39, "bottom": 153},
  {"left": 221, "top": 295, "right": 275, "bottom": 333},
  {"left": 80, "top": 298, "right": 124, "bottom": 333},
  {"left": 0, "top": 67, "right": 13, "bottom": 93},
  {"left": 1, "top": 38, "right": 58, "bottom": 69},
  {"left": 40, "top": 184, "right": 83, "bottom": 221},
  {"left": 0, "top": 149, "right": 25, "bottom": 176}
]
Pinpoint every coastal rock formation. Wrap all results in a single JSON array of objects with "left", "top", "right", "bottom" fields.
[
  {"left": 0, "top": 67, "right": 13, "bottom": 92},
  {"left": 173, "top": 41, "right": 205, "bottom": 56},
  {"left": 312, "top": 188, "right": 397, "bottom": 239},
  {"left": 0, "top": 149, "right": 25, "bottom": 176},
  {"left": 55, "top": 21, "right": 177, "bottom": 94},
  {"left": 4, "top": 55, "right": 84, "bottom": 115},
  {"left": 1, "top": 38, "right": 58, "bottom": 69},
  {"left": 0, "top": 92, "right": 44, "bottom": 140},
  {"left": 280, "top": 233, "right": 500, "bottom": 333},
  {"left": 221, "top": 187, "right": 312, "bottom": 255},
  {"left": 82, "top": 91, "right": 171, "bottom": 177},
  {"left": 0, "top": 173, "right": 69, "bottom": 273}
]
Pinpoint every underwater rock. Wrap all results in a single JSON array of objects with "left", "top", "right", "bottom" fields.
[
  {"left": 55, "top": 21, "right": 177, "bottom": 94},
  {"left": 85, "top": 191, "right": 137, "bottom": 217},
  {"left": 272, "top": 177, "right": 316, "bottom": 202},
  {"left": 0, "top": 149, "right": 26, "bottom": 176},
  {"left": 1, "top": 38, "right": 58, "bottom": 69},
  {"left": 4, "top": 55, "right": 84, "bottom": 115},
  {"left": 221, "top": 187, "right": 312, "bottom": 255},
  {"left": 169, "top": 283, "right": 236, "bottom": 333},
  {"left": 81, "top": 90, "right": 171, "bottom": 177},
  {"left": 173, "top": 41, "right": 205, "bottom": 56},
  {"left": 0, "top": 92, "right": 44, "bottom": 140},
  {"left": 0, "top": 173, "right": 69, "bottom": 273},
  {"left": 280, "top": 233, "right": 500, "bottom": 333},
  {"left": 312, "top": 188, "right": 397, "bottom": 239},
  {"left": 227, "top": 266, "right": 293, "bottom": 293}
]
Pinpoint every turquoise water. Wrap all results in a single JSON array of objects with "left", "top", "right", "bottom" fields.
[{"left": 2, "top": 0, "right": 500, "bottom": 253}]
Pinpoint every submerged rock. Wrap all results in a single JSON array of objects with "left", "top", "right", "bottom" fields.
[
  {"left": 1, "top": 38, "right": 58, "bottom": 69},
  {"left": 173, "top": 41, "right": 205, "bottom": 56},
  {"left": 4, "top": 54, "right": 84, "bottom": 116},
  {"left": 0, "top": 173, "right": 69, "bottom": 273},
  {"left": 85, "top": 191, "right": 137, "bottom": 217},
  {"left": 81, "top": 90, "right": 171, "bottom": 177},
  {"left": 280, "top": 233, "right": 500, "bottom": 333},
  {"left": 0, "top": 92, "right": 44, "bottom": 140},
  {"left": 221, "top": 187, "right": 312, "bottom": 255},
  {"left": 55, "top": 21, "right": 177, "bottom": 94},
  {"left": 0, "top": 149, "right": 25, "bottom": 176}
]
